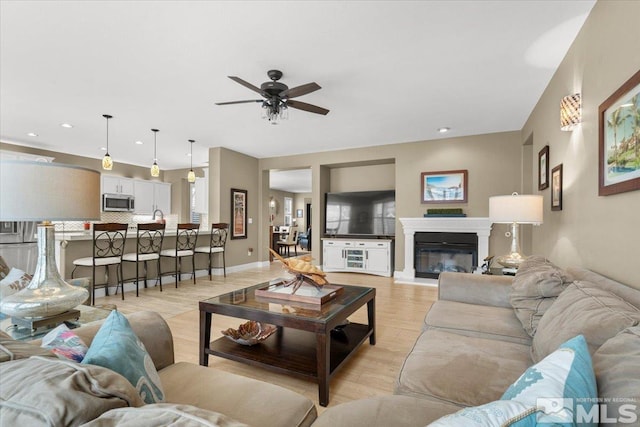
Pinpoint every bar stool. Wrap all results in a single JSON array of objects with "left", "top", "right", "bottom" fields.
[
  {"left": 159, "top": 223, "right": 199, "bottom": 288},
  {"left": 71, "top": 223, "right": 128, "bottom": 306},
  {"left": 121, "top": 223, "right": 165, "bottom": 297},
  {"left": 195, "top": 223, "right": 228, "bottom": 279}
]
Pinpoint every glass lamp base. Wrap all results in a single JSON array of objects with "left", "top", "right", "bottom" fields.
[{"left": 0, "top": 225, "right": 89, "bottom": 318}]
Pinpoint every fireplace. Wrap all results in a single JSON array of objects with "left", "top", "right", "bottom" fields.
[
  {"left": 397, "top": 217, "right": 491, "bottom": 283},
  {"left": 415, "top": 232, "right": 478, "bottom": 279}
]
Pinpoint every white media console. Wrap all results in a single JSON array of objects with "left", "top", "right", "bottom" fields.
[{"left": 322, "top": 238, "right": 393, "bottom": 277}]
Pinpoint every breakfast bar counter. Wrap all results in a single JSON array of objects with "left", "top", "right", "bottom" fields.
[{"left": 55, "top": 228, "right": 215, "bottom": 286}]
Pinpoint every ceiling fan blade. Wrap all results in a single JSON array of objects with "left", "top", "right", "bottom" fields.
[
  {"left": 215, "top": 99, "right": 262, "bottom": 105},
  {"left": 228, "top": 76, "right": 264, "bottom": 95},
  {"left": 280, "top": 82, "right": 321, "bottom": 99},
  {"left": 287, "top": 100, "right": 330, "bottom": 115}
]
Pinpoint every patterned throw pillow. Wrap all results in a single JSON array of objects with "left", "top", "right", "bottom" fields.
[
  {"left": 41, "top": 323, "right": 89, "bottom": 362},
  {"left": 0, "top": 268, "right": 32, "bottom": 299},
  {"left": 428, "top": 335, "right": 597, "bottom": 427},
  {"left": 82, "top": 310, "right": 165, "bottom": 404}
]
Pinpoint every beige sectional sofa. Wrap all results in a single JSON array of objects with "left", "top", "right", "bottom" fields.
[
  {"left": 0, "top": 311, "right": 317, "bottom": 427},
  {"left": 313, "top": 261, "right": 640, "bottom": 426}
]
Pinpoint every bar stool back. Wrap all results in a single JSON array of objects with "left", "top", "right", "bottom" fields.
[
  {"left": 159, "top": 223, "right": 199, "bottom": 288},
  {"left": 195, "top": 223, "right": 228, "bottom": 279},
  {"left": 122, "top": 223, "right": 165, "bottom": 297},
  {"left": 71, "top": 223, "right": 128, "bottom": 305}
]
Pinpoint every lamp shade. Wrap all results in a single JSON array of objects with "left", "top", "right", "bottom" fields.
[
  {"left": 0, "top": 161, "right": 101, "bottom": 221},
  {"left": 560, "top": 93, "right": 581, "bottom": 131},
  {"left": 489, "top": 194, "right": 543, "bottom": 224}
]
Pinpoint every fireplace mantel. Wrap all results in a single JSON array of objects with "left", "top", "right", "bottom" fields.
[{"left": 396, "top": 217, "right": 492, "bottom": 281}]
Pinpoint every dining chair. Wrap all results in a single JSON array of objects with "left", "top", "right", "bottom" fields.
[
  {"left": 71, "top": 223, "right": 128, "bottom": 306},
  {"left": 195, "top": 223, "right": 228, "bottom": 279},
  {"left": 121, "top": 223, "right": 165, "bottom": 297},
  {"left": 159, "top": 223, "right": 199, "bottom": 288},
  {"left": 277, "top": 226, "right": 299, "bottom": 257}
]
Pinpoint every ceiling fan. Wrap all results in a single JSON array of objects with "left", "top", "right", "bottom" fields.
[{"left": 215, "top": 70, "right": 329, "bottom": 123}]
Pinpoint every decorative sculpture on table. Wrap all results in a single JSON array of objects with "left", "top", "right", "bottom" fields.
[{"left": 268, "top": 248, "right": 327, "bottom": 294}]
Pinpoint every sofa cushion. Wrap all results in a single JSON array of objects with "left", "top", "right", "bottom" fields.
[
  {"left": 428, "top": 335, "right": 597, "bottom": 427},
  {"left": 424, "top": 300, "right": 531, "bottom": 345},
  {"left": 0, "top": 356, "right": 143, "bottom": 425},
  {"left": 159, "top": 362, "right": 317, "bottom": 427},
  {"left": 82, "top": 403, "right": 250, "bottom": 427},
  {"left": 509, "top": 255, "right": 573, "bottom": 337},
  {"left": 82, "top": 310, "right": 165, "bottom": 404},
  {"left": 312, "top": 395, "right": 460, "bottom": 427},
  {"left": 0, "top": 267, "right": 32, "bottom": 299},
  {"left": 592, "top": 326, "right": 640, "bottom": 422},
  {"left": 0, "top": 335, "right": 55, "bottom": 363},
  {"left": 395, "top": 328, "right": 531, "bottom": 407},
  {"left": 532, "top": 280, "right": 640, "bottom": 362}
]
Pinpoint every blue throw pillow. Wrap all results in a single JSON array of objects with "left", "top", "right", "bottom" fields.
[
  {"left": 428, "top": 335, "right": 597, "bottom": 427},
  {"left": 82, "top": 310, "right": 164, "bottom": 404}
]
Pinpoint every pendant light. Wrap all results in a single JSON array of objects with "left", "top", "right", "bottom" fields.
[
  {"left": 102, "top": 114, "right": 113, "bottom": 170},
  {"left": 150, "top": 128, "right": 160, "bottom": 177},
  {"left": 187, "top": 139, "right": 196, "bottom": 183}
]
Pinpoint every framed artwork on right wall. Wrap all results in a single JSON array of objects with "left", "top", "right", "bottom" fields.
[
  {"left": 538, "top": 145, "right": 549, "bottom": 190},
  {"left": 551, "top": 164, "right": 563, "bottom": 211}
]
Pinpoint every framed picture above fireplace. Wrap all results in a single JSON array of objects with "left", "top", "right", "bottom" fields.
[{"left": 421, "top": 169, "right": 468, "bottom": 204}]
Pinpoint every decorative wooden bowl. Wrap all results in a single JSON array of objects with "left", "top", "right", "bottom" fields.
[{"left": 221, "top": 320, "right": 277, "bottom": 346}]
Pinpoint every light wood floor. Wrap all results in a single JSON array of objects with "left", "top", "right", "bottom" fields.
[{"left": 95, "top": 260, "right": 438, "bottom": 413}]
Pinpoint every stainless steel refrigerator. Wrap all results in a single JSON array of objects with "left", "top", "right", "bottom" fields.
[{"left": 0, "top": 221, "right": 38, "bottom": 274}]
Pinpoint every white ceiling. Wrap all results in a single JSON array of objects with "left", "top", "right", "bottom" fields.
[
  {"left": 0, "top": 1, "right": 595, "bottom": 173},
  {"left": 270, "top": 169, "right": 312, "bottom": 193}
]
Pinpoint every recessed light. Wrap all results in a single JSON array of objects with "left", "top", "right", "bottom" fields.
[
  {"left": 437, "top": 127, "right": 450, "bottom": 133},
  {"left": 187, "top": 153, "right": 192, "bottom": 157},
  {"left": 60, "top": 123, "right": 73, "bottom": 128},
  {"left": 27, "top": 132, "right": 38, "bottom": 137},
  {"left": 135, "top": 140, "right": 143, "bottom": 145},
  {"left": 100, "top": 147, "right": 107, "bottom": 151}
]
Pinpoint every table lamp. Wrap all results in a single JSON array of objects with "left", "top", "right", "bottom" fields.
[
  {"left": 489, "top": 192, "right": 543, "bottom": 269},
  {"left": 0, "top": 160, "right": 101, "bottom": 319}
]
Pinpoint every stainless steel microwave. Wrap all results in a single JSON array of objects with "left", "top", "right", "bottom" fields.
[{"left": 102, "top": 193, "right": 135, "bottom": 212}]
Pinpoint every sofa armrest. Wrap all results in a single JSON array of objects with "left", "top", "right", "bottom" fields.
[
  {"left": 72, "top": 310, "right": 175, "bottom": 371},
  {"left": 438, "top": 272, "right": 513, "bottom": 308}
]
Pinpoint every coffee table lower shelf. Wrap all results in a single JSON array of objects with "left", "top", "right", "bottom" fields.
[{"left": 206, "top": 323, "right": 371, "bottom": 381}]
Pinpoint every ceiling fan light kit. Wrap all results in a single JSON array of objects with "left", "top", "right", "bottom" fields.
[{"left": 216, "top": 69, "right": 329, "bottom": 124}]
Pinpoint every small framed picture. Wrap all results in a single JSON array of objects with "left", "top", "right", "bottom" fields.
[
  {"left": 551, "top": 164, "right": 563, "bottom": 211},
  {"left": 296, "top": 209, "right": 303, "bottom": 218},
  {"left": 231, "top": 188, "right": 247, "bottom": 239},
  {"left": 420, "top": 170, "right": 468, "bottom": 204},
  {"left": 538, "top": 145, "right": 549, "bottom": 190}
]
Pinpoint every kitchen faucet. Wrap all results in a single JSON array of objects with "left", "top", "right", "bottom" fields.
[{"left": 152, "top": 209, "right": 164, "bottom": 222}]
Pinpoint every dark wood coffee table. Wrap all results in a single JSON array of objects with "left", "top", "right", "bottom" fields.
[{"left": 199, "top": 281, "right": 375, "bottom": 406}]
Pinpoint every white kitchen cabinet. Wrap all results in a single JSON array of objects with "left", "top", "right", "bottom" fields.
[
  {"left": 102, "top": 175, "right": 134, "bottom": 195},
  {"left": 134, "top": 180, "right": 171, "bottom": 215},
  {"left": 194, "top": 177, "right": 208, "bottom": 213},
  {"left": 322, "top": 239, "right": 393, "bottom": 277},
  {"left": 154, "top": 182, "right": 171, "bottom": 214}
]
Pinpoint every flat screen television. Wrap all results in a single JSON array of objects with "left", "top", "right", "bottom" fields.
[{"left": 324, "top": 190, "right": 395, "bottom": 237}]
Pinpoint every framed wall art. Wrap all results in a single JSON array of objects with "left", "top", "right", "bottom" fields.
[
  {"left": 538, "top": 145, "right": 549, "bottom": 190},
  {"left": 296, "top": 209, "right": 303, "bottom": 218},
  {"left": 231, "top": 188, "right": 247, "bottom": 239},
  {"left": 551, "top": 164, "right": 563, "bottom": 211},
  {"left": 598, "top": 69, "right": 640, "bottom": 196},
  {"left": 421, "top": 170, "right": 468, "bottom": 204}
]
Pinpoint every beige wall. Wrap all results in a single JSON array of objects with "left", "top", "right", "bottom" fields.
[
  {"left": 521, "top": 0, "right": 640, "bottom": 288},
  {"left": 1, "top": 142, "right": 166, "bottom": 182},
  {"left": 209, "top": 147, "right": 260, "bottom": 266},
  {"left": 259, "top": 131, "right": 522, "bottom": 269},
  {"left": 268, "top": 189, "right": 295, "bottom": 227}
]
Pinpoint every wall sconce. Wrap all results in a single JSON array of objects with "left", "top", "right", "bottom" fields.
[{"left": 560, "top": 93, "right": 581, "bottom": 131}]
